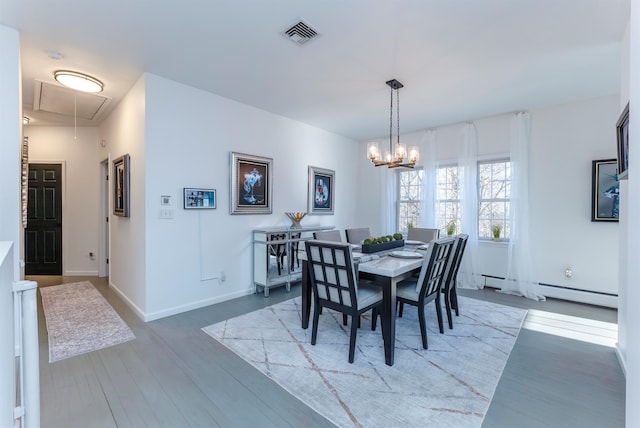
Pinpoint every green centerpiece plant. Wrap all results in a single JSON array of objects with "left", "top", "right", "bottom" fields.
[
  {"left": 491, "top": 224, "right": 502, "bottom": 241},
  {"left": 446, "top": 221, "right": 456, "bottom": 236}
]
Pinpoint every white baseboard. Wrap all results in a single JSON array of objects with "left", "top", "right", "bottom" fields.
[
  {"left": 64, "top": 270, "right": 99, "bottom": 276},
  {"left": 108, "top": 281, "right": 255, "bottom": 322},
  {"left": 142, "top": 288, "right": 255, "bottom": 322},
  {"left": 108, "top": 281, "right": 146, "bottom": 321},
  {"left": 615, "top": 344, "right": 627, "bottom": 377}
]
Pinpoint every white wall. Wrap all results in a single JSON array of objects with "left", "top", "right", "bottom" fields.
[
  {"left": 99, "top": 75, "right": 147, "bottom": 317},
  {"left": 625, "top": 1, "right": 639, "bottom": 426},
  {"left": 358, "top": 95, "right": 620, "bottom": 307},
  {"left": 0, "top": 24, "right": 20, "bottom": 428},
  {"left": 141, "top": 74, "right": 359, "bottom": 320},
  {"left": 25, "top": 126, "right": 101, "bottom": 275}
]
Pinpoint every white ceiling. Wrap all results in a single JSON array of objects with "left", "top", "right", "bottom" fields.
[{"left": 2, "top": 0, "right": 630, "bottom": 141}]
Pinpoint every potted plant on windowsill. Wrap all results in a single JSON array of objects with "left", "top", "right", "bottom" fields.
[
  {"left": 446, "top": 221, "right": 456, "bottom": 236},
  {"left": 491, "top": 224, "right": 502, "bottom": 242}
]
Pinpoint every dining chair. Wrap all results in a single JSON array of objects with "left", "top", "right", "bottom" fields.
[
  {"left": 441, "top": 234, "right": 469, "bottom": 328},
  {"left": 313, "top": 229, "right": 342, "bottom": 242},
  {"left": 395, "top": 237, "right": 455, "bottom": 349},
  {"left": 407, "top": 227, "right": 440, "bottom": 243},
  {"left": 305, "top": 240, "right": 383, "bottom": 363},
  {"left": 345, "top": 227, "right": 371, "bottom": 244}
]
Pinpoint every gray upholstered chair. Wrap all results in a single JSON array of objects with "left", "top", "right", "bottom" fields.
[
  {"left": 345, "top": 227, "right": 371, "bottom": 244},
  {"left": 407, "top": 227, "right": 440, "bottom": 243},
  {"left": 313, "top": 229, "right": 342, "bottom": 242},
  {"left": 441, "top": 234, "right": 469, "bottom": 328},
  {"left": 395, "top": 237, "right": 455, "bottom": 349},
  {"left": 305, "top": 240, "right": 383, "bottom": 363}
]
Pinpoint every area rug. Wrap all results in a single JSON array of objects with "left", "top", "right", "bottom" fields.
[
  {"left": 39, "top": 281, "right": 136, "bottom": 363},
  {"left": 203, "top": 296, "right": 526, "bottom": 428}
]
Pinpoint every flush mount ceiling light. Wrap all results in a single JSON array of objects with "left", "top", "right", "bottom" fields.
[
  {"left": 53, "top": 70, "right": 104, "bottom": 93},
  {"left": 367, "top": 79, "right": 419, "bottom": 169}
]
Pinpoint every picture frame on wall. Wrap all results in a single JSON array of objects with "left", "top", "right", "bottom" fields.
[
  {"left": 184, "top": 188, "right": 216, "bottom": 209},
  {"left": 591, "top": 159, "right": 619, "bottom": 222},
  {"left": 308, "top": 166, "right": 335, "bottom": 215},
  {"left": 113, "top": 154, "right": 130, "bottom": 217},
  {"left": 616, "top": 101, "right": 629, "bottom": 180},
  {"left": 230, "top": 152, "right": 272, "bottom": 214}
]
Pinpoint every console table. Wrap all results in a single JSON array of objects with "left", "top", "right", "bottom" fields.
[{"left": 252, "top": 225, "right": 335, "bottom": 297}]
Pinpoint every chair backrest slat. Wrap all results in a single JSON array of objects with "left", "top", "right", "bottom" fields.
[
  {"left": 407, "top": 227, "right": 440, "bottom": 243},
  {"left": 345, "top": 227, "right": 370, "bottom": 244},
  {"left": 414, "top": 237, "right": 455, "bottom": 298},
  {"left": 306, "top": 240, "right": 357, "bottom": 308},
  {"left": 313, "top": 230, "right": 342, "bottom": 242},
  {"left": 442, "top": 234, "right": 469, "bottom": 293}
]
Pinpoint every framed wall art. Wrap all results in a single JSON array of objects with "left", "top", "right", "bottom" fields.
[
  {"left": 230, "top": 152, "right": 272, "bottom": 214},
  {"left": 616, "top": 101, "right": 629, "bottom": 180},
  {"left": 308, "top": 166, "right": 335, "bottom": 215},
  {"left": 184, "top": 188, "right": 216, "bottom": 209},
  {"left": 591, "top": 159, "right": 618, "bottom": 222},
  {"left": 113, "top": 154, "right": 130, "bottom": 217}
]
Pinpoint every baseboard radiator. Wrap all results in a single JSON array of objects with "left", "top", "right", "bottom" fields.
[{"left": 12, "top": 280, "right": 39, "bottom": 428}]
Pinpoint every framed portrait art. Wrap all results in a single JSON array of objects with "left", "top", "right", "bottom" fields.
[
  {"left": 184, "top": 188, "right": 216, "bottom": 209},
  {"left": 308, "top": 166, "right": 335, "bottom": 215},
  {"left": 591, "top": 159, "right": 618, "bottom": 222},
  {"left": 113, "top": 154, "right": 130, "bottom": 217},
  {"left": 230, "top": 152, "right": 272, "bottom": 214}
]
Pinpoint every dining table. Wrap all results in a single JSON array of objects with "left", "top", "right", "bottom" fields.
[{"left": 300, "top": 245, "right": 426, "bottom": 366}]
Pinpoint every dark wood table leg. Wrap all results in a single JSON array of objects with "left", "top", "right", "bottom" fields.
[
  {"left": 379, "top": 278, "right": 396, "bottom": 366},
  {"left": 301, "top": 259, "right": 311, "bottom": 329}
]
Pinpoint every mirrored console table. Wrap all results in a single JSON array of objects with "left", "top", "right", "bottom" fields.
[{"left": 253, "top": 225, "right": 335, "bottom": 297}]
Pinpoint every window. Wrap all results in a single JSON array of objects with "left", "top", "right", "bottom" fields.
[
  {"left": 478, "top": 159, "right": 511, "bottom": 239},
  {"left": 436, "top": 165, "right": 463, "bottom": 234},
  {"left": 397, "top": 169, "right": 423, "bottom": 232}
]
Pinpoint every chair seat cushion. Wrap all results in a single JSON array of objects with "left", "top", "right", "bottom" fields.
[
  {"left": 357, "top": 283, "right": 383, "bottom": 309},
  {"left": 396, "top": 280, "right": 420, "bottom": 302}
]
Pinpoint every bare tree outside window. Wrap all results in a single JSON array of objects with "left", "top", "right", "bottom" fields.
[
  {"left": 437, "top": 165, "right": 463, "bottom": 235},
  {"left": 478, "top": 160, "right": 511, "bottom": 239},
  {"left": 397, "top": 169, "right": 423, "bottom": 232}
]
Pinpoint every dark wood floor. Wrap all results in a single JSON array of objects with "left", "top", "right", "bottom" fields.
[{"left": 31, "top": 276, "right": 625, "bottom": 428}]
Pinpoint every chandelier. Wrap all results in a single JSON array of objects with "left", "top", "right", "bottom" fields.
[{"left": 367, "top": 79, "right": 419, "bottom": 168}]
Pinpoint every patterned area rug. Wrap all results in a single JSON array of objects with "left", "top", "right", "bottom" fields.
[
  {"left": 40, "top": 281, "right": 135, "bottom": 363},
  {"left": 203, "top": 296, "right": 526, "bottom": 428}
]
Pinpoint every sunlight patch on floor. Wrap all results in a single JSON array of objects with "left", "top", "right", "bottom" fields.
[{"left": 522, "top": 309, "right": 618, "bottom": 347}]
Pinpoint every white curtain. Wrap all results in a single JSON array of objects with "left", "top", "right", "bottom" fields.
[
  {"left": 458, "top": 122, "right": 482, "bottom": 289},
  {"left": 500, "top": 112, "right": 545, "bottom": 300},
  {"left": 381, "top": 167, "right": 396, "bottom": 235},
  {"left": 419, "top": 129, "right": 438, "bottom": 229}
]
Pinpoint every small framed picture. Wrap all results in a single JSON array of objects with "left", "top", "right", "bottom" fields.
[
  {"left": 184, "top": 188, "right": 216, "bottom": 209},
  {"left": 591, "top": 159, "right": 618, "bottom": 222},
  {"left": 308, "top": 166, "right": 335, "bottom": 215},
  {"left": 113, "top": 154, "right": 130, "bottom": 217}
]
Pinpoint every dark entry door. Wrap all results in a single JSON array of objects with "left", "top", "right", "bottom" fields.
[{"left": 25, "top": 163, "right": 62, "bottom": 275}]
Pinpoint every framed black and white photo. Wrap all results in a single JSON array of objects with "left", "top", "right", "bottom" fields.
[
  {"left": 591, "top": 159, "right": 618, "bottom": 222},
  {"left": 308, "top": 166, "right": 335, "bottom": 215},
  {"left": 230, "top": 152, "right": 272, "bottom": 214},
  {"left": 616, "top": 101, "right": 629, "bottom": 180},
  {"left": 113, "top": 154, "right": 130, "bottom": 217},
  {"left": 184, "top": 188, "right": 216, "bottom": 209}
]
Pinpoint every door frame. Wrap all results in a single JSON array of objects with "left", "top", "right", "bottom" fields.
[
  {"left": 27, "top": 160, "right": 66, "bottom": 275},
  {"left": 99, "top": 158, "right": 110, "bottom": 277}
]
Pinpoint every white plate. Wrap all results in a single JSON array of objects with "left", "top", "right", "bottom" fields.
[
  {"left": 404, "top": 240, "right": 426, "bottom": 246},
  {"left": 389, "top": 251, "right": 423, "bottom": 259}
]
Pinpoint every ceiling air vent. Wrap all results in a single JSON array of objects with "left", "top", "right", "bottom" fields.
[{"left": 283, "top": 19, "right": 319, "bottom": 46}]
